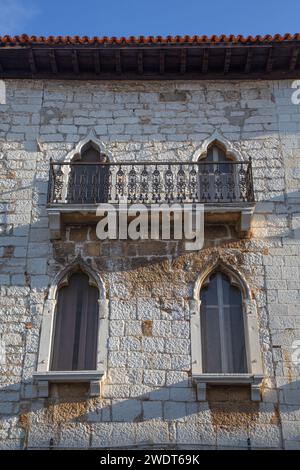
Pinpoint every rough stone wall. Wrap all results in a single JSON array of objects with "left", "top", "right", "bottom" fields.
[{"left": 0, "top": 79, "right": 299, "bottom": 449}]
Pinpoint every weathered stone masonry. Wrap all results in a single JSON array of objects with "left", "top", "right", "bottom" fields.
[{"left": 0, "top": 78, "right": 299, "bottom": 449}]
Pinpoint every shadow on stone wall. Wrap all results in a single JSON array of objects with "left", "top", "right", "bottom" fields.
[
  {"left": 0, "top": 176, "right": 299, "bottom": 449},
  {"left": 1, "top": 378, "right": 298, "bottom": 449}
]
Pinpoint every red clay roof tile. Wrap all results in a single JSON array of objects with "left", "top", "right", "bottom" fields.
[{"left": 0, "top": 33, "right": 300, "bottom": 47}]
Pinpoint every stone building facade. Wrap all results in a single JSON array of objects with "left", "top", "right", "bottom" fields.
[{"left": 0, "top": 35, "right": 300, "bottom": 449}]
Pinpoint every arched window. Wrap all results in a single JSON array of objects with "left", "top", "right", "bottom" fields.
[
  {"left": 51, "top": 270, "right": 99, "bottom": 371},
  {"left": 190, "top": 263, "right": 263, "bottom": 401},
  {"left": 199, "top": 142, "right": 237, "bottom": 202},
  {"left": 200, "top": 271, "right": 247, "bottom": 373},
  {"left": 67, "top": 143, "right": 109, "bottom": 204},
  {"left": 34, "top": 262, "right": 108, "bottom": 397}
]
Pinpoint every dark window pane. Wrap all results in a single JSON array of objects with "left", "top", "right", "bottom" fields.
[
  {"left": 67, "top": 146, "right": 109, "bottom": 203},
  {"left": 221, "top": 274, "right": 242, "bottom": 305},
  {"left": 220, "top": 272, "right": 231, "bottom": 304},
  {"left": 224, "top": 305, "right": 247, "bottom": 373},
  {"left": 229, "top": 283, "right": 243, "bottom": 306},
  {"left": 81, "top": 147, "right": 105, "bottom": 163},
  {"left": 206, "top": 146, "right": 214, "bottom": 163},
  {"left": 51, "top": 271, "right": 99, "bottom": 371},
  {"left": 201, "top": 305, "right": 222, "bottom": 373},
  {"left": 201, "top": 273, "right": 218, "bottom": 305}
]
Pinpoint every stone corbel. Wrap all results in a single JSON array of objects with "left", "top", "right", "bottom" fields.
[
  {"left": 89, "top": 380, "right": 101, "bottom": 397},
  {"left": 250, "top": 375, "right": 264, "bottom": 401},
  {"left": 240, "top": 207, "right": 255, "bottom": 235},
  {"left": 48, "top": 210, "right": 61, "bottom": 240},
  {"left": 36, "top": 380, "right": 49, "bottom": 398},
  {"left": 195, "top": 381, "right": 207, "bottom": 401}
]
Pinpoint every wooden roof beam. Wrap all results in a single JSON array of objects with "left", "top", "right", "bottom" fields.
[
  {"left": 159, "top": 50, "right": 165, "bottom": 74},
  {"left": 137, "top": 51, "right": 143, "bottom": 75},
  {"left": 94, "top": 50, "right": 101, "bottom": 74},
  {"left": 115, "top": 50, "right": 121, "bottom": 74},
  {"left": 223, "top": 48, "right": 231, "bottom": 74},
  {"left": 265, "top": 47, "right": 273, "bottom": 73},
  {"left": 245, "top": 48, "right": 254, "bottom": 73},
  {"left": 180, "top": 49, "right": 187, "bottom": 74},
  {"left": 48, "top": 50, "right": 58, "bottom": 74},
  {"left": 202, "top": 49, "right": 209, "bottom": 73},
  {"left": 28, "top": 49, "right": 37, "bottom": 74},
  {"left": 289, "top": 47, "right": 299, "bottom": 71},
  {"left": 72, "top": 50, "right": 79, "bottom": 74}
]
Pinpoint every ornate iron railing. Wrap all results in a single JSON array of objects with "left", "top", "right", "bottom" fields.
[{"left": 47, "top": 160, "right": 254, "bottom": 205}]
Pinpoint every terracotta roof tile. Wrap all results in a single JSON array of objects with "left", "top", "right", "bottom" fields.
[{"left": 1, "top": 33, "right": 300, "bottom": 47}]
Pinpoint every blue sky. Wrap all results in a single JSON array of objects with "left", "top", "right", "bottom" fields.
[{"left": 0, "top": 0, "right": 299, "bottom": 37}]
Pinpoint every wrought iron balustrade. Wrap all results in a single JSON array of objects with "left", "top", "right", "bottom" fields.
[{"left": 48, "top": 160, "right": 254, "bottom": 205}]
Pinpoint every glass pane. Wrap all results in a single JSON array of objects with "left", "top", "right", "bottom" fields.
[
  {"left": 51, "top": 285, "right": 77, "bottom": 371},
  {"left": 201, "top": 305, "right": 222, "bottom": 373},
  {"left": 229, "top": 283, "right": 243, "bottom": 305},
  {"left": 220, "top": 272, "right": 231, "bottom": 304},
  {"left": 201, "top": 273, "right": 218, "bottom": 305},
  {"left": 223, "top": 305, "right": 247, "bottom": 373},
  {"left": 220, "top": 274, "right": 242, "bottom": 305},
  {"left": 216, "top": 146, "right": 226, "bottom": 162},
  {"left": 78, "top": 284, "right": 99, "bottom": 370},
  {"left": 206, "top": 146, "right": 214, "bottom": 162},
  {"left": 81, "top": 147, "right": 104, "bottom": 163}
]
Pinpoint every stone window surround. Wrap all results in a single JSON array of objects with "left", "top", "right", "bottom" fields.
[
  {"left": 190, "top": 259, "right": 264, "bottom": 402},
  {"left": 57, "top": 131, "right": 114, "bottom": 204},
  {"left": 191, "top": 130, "right": 244, "bottom": 163},
  {"left": 33, "top": 259, "right": 108, "bottom": 398}
]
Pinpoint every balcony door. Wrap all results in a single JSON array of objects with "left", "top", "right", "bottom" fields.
[
  {"left": 67, "top": 146, "right": 109, "bottom": 204},
  {"left": 198, "top": 145, "right": 237, "bottom": 203}
]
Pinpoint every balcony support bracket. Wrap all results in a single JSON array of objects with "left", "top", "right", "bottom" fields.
[
  {"left": 48, "top": 210, "right": 61, "bottom": 240},
  {"left": 240, "top": 207, "right": 255, "bottom": 235}
]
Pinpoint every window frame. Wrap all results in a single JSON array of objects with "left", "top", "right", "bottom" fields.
[
  {"left": 33, "top": 261, "right": 108, "bottom": 397},
  {"left": 190, "top": 261, "right": 264, "bottom": 401}
]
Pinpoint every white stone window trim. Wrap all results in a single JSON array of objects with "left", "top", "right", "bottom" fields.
[
  {"left": 191, "top": 130, "right": 244, "bottom": 163},
  {"left": 190, "top": 260, "right": 264, "bottom": 402},
  {"left": 33, "top": 259, "right": 108, "bottom": 398}
]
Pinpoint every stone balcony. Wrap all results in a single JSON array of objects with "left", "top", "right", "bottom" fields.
[{"left": 47, "top": 160, "right": 255, "bottom": 240}]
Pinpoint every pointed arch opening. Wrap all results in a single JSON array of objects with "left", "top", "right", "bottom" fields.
[
  {"left": 34, "top": 262, "right": 109, "bottom": 397},
  {"left": 51, "top": 268, "right": 99, "bottom": 371},
  {"left": 66, "top": 140, "right": 110, "bottom": 204},
  {"left": 190, "top": 261, "right": 264, "bottom": 401},
  {"left": 200, "top": 269, "right": 247, "bottom": 374}
]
